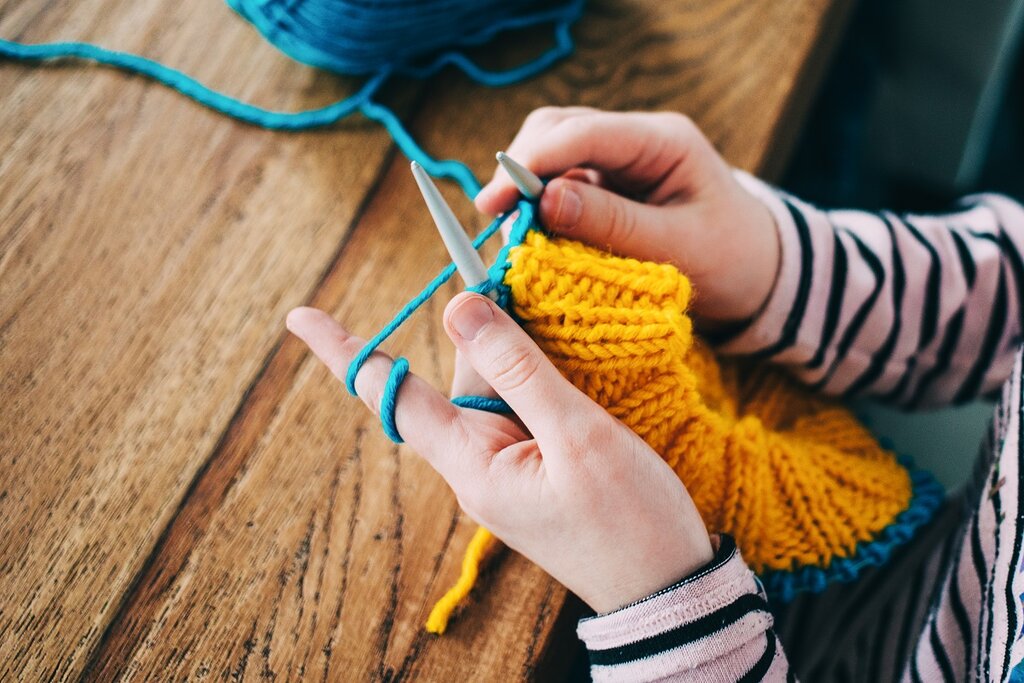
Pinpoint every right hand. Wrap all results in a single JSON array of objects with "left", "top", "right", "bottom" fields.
[
  {"left": 475, "top": 107, "right": 781, "bottom": 323},
  {"left": 287, "top": 296, "right": 714, "bottom": 616}
]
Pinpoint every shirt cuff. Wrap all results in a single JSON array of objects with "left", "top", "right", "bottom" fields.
[{"left": 576, "top": 535, "right": 782, "bottom": 682}]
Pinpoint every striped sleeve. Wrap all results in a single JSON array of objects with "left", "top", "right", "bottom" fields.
[
  {"left": 780, "top": 348, "right": 1024, "bottom": 681},
  {"left": 718, "top": 172, "right": 1024, "bottom": 408},
  {"left": 576, "top": 535, "right": 791, "bottom": 682},
  {"left": 902, "top": 348, "right": 1024, "bottom": 681}
]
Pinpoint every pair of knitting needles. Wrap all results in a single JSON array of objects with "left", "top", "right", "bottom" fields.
[{"left": 410, "top": 152, "right": 544, "bottom": 296}]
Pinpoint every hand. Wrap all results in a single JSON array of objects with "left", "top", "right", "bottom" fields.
[
  {"left": 287, "top": 294, "right": 713, "bottom": 614},
  {"left": 475, "top": 107, "right": 780, "bottom": 323}
]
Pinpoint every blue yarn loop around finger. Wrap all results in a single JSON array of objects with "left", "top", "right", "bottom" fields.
[
  {"left": 346, "top": 201, "right": 535, "bottom": 443},
  {"left": 380, "top": 357, "right": 410, "bottom": 443},
  {"left": 451, "top": 396, "right": 513, "bottom": 413}
]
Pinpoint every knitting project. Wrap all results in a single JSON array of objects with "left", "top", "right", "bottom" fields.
[
  {"left": 1, "top": 0, "right": 941, "bottom": 639},
  {"left": 349, "top": 202, "right": 943, "bottom": 634}
]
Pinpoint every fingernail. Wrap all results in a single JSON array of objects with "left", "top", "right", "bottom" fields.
[
  {"left": 553, "top": 185, "right": 582, "bottom": 230},
  {"left": 451, "top": 296, "right": 494, "bottom": 341}
]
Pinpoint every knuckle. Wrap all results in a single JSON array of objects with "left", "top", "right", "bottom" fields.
[
  {"left": 438, "top": 406, "right": 472, "bottom": 452},
  {"left": 660, "top": 111, "right": 696, "bottom": 135},
  {"left": 606, "top": 196, "right": 638, "bottom": 245},
  {"left": 525, "top": 106, "right": 563, "bottom": 127},
  {"left": 338, "top": 337, "right": 365, "bottom": 368},
  {"left": 488, "top": 343, "right": 542, "bottom": 394},
  {"left": 456, "top": 487, "right": 496, "bottom": 521},
  {"left": 360, "top": 377, "right": 385, "bottom": 414},
  {"left": 557, "top": 114, "right": 598, "bottom": 142},
  {"left": 572, "top": 418, "right": 618, "bottom": 456}
]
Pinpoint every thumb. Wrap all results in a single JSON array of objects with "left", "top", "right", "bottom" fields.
[
  {"left": 443, "top": 292, "right": 589, "bottom": 440},
  {"left": 540, "top": 177, "right": 685, "bottom": 265}
]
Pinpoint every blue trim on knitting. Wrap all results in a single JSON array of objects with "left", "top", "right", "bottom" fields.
[
  {"left": 760, "top": 460, "right": 945, "bottom": 602},
  {"left": 0, "top": 0, "right": 585, "bottom": 199}
]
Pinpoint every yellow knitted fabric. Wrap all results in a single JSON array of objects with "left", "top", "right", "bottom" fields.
[
  {"left": 426, "top": 228, "right": 915, "bottom": 634},
  {"left": 504, "top": 229, "right": 912, "bottom": 568}
]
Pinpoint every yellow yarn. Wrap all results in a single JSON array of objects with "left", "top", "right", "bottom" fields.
[
  {"left": 425, "top": 526, "right": 496, "bottom": 634},
  {"left": 427, "top": 228, "right": 913, "bottom": 632}
]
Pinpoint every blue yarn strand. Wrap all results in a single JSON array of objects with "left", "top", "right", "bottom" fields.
[
  {"left": 349, "top": 201, "right": 536, "bottom": 442},
  {"left": 227, "top": 0, "right": 584, "bottom": 79},
  {"left": 1, "top": 2, "right": 577, "bottom": 439},
  {"left": 451, "top": 396, "right": 512, "bottom": 413},
  {"left": 344, "top": 207, "right": 510, "bottom": 389},
  {"left": 0, "top": 0, "right": 584, "bottom": 200},
  {"left": 381, "top": 357, "right": 411, "bottom": 443},
  {"left": 0, "top": 39, "right": 382, "bottom": 130},
  {"left": 358, "top": 100, "right": 481, "bottom": 197}
]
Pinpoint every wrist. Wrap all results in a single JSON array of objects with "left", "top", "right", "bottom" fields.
[
  {"left": 711, "top": 170, "right": 817, "bottom": 356},
  {"left": 719, "top": 185, "right": 782, "bottom": 321},
  {"left": 686, "top": 182, "right": 780, "bottom": 323},
  {"left": 582, "top": 532, "right": 715, "bottom": 614}
]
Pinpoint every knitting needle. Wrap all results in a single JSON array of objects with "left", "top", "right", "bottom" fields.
[
  {"left": 496, "top": 151, "right": 544, "bottom": 200},
  {"left": 410, "top": 161, "right": 498, "bottom": 301}
]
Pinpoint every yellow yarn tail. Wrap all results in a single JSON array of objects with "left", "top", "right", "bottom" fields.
[{"left": 425, "top": 526, "right": 497, "bottom": 634}]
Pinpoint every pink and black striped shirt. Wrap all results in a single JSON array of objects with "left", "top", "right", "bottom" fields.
[{"left": 575, "top": 174, "right": 1024, "bottom": 682}]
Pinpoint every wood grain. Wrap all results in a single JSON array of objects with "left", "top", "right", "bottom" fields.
[
  {"left": 1, "top": 0, "right": 850, "bottom": 679},
  {"left": 0, "top": 0, "right": 412, "bottom": 679}
]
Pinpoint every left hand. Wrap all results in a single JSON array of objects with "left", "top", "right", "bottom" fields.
[
  {"left": 287, "top": 294, "right": 713, "bottom": 614},
  {"left": 475, "top": 107, "right": 779, "bottom": 324}
]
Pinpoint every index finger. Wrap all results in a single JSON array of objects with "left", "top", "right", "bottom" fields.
[
  {"left": 286, "top": 307, "right": 478, "bottom": 486},
  {"left": 474, "top": 106, "right": 597, "bottom": 215},
  {"left": 476, "top": 111, "right": 710, "bottom": 215}
]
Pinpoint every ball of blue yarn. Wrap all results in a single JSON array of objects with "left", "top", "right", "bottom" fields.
[{"left": 228, "top": 0, "right": 578, "bottom": 77}]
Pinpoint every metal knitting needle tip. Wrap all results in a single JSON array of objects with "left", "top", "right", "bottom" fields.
[
  {"left": 496, "top": 151, "right": 544, "bottom": 200},
  {"left": 410, "top": 161, "right": 496, "bottom": 300}
]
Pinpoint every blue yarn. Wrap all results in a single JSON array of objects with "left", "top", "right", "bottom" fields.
[
  {"left": 0, "top": 0, "right": 584, "bottom": 199},
  {"left": 380, "top": 357, "right": 410, "bottom": 443},
  {"left": 348, "top": 200, "right": 536, "bottom": 442},
  {"left": 0, "top": 38, "right": 382, "bottom": 129},
  {"left": 451, "top": 396, "right": 512, "bottom": 413},
  {"left": 227, "top": 0, "right": 582, "bottom": 79},
  {"left": 358, "top": 99, "right": 483, "bottom": 196}
]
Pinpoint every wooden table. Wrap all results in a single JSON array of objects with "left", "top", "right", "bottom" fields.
[{"left": 0, "top": 0, "right": 851, "bottom": 679}]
